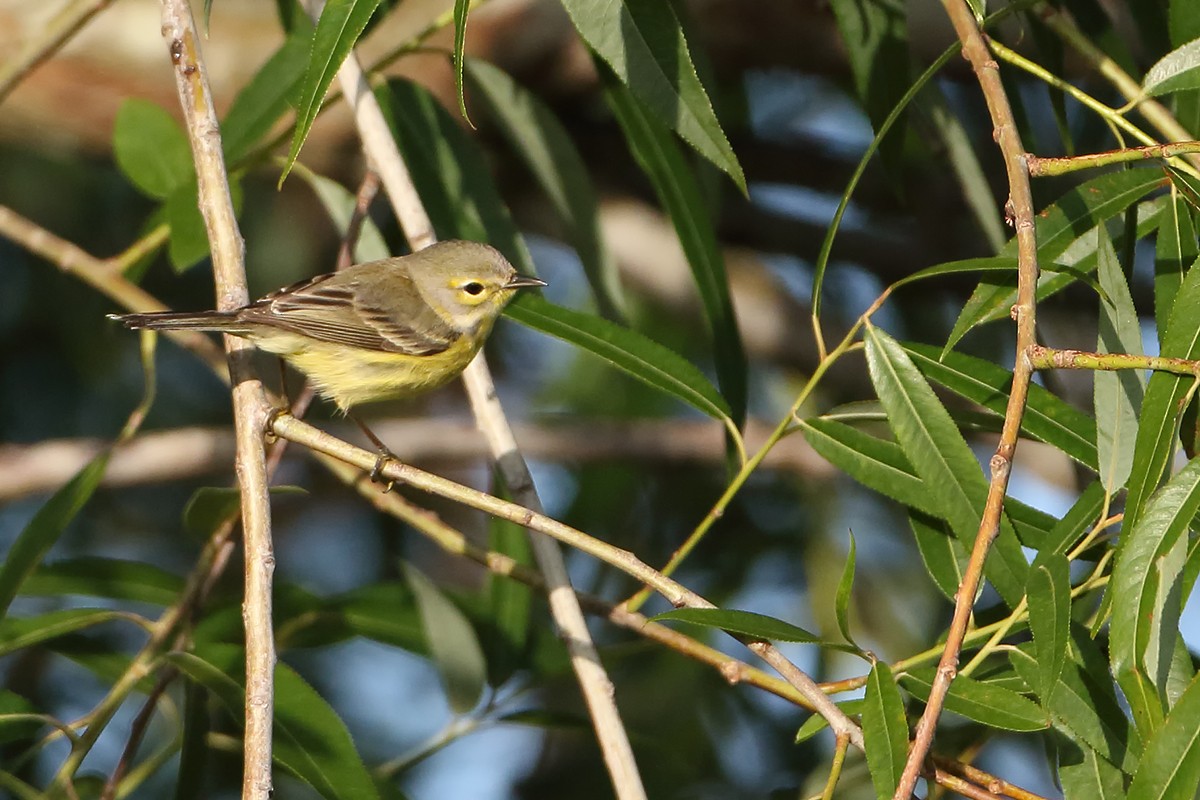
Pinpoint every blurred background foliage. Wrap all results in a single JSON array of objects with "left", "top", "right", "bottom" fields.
[{"left": 2, "top": 0, "right": 1200, "bottom": 798}]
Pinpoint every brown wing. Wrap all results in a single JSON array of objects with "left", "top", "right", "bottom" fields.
[{"left": 240, "top": 267, "right": 456, "bottom": 355}]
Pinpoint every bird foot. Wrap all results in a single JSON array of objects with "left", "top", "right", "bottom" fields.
[{"left": 370, "top": 449, "right": 397, "bottom": 493}]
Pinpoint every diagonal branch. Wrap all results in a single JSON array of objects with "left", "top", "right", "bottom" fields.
[{"left": 895, "top": 2, "right": 1041, "bottom": 797}]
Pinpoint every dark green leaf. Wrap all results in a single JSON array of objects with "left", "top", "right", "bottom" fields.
[
  {"left": 1093, "top": 223, "right": 1143, "bottom": 493},
  {"left": 835, "top": 531, "right": 858, "bottom": 647},
  {"left": 1028, "top": 554, "right": 1071, "bottom": 704},
  {"left": 1127, "top": 672, "right": 1200, "bottom": 799},
  {"left": 1143, "top": 39, "right": 1200, "bottom": 97},
  {"left": 904, "top": 342, "right": 1099, "bottom": 468},
  {"left": 113, "top": 100, "right": 193, "bottom": 199},
  {"left": 1032, "top": 482, "right": 1107, "bottom": 567},
  {"left": 23, "top": 557, "right": 183, "bottom": 605},
  {"left": 653, "top": 608, "right": 821, "bottom": 643},
  {"left": 909, "top": 511, "right": 967, "bottom": 600},
  {"left": 0, "top": 691, "right": 40, "bottom": 745},
  {"left": 798, "top": 419, "right": 931, "bottom": 513},
  {"left": 222, "top": 23, "right": 312, "bottom": 163},
  {"left": 1111, "top": 457, "right": 1200, "bottom": 738},
  {"left": 865, "top": 325, "right": 1027, "bottom": 605},
  {"left": 602, "top": 70, "right": 746, "bottom": 424},
  {"left": 863, "top": 660, "right": 908, "bottom": 800},
  {"left": 283, "top": 0, "right": 384, "bottom": 182},
  {"left": 1154, "top": 194, "right": 1198, "bottom": 330},
  {"left": 559, "top": 0, "right": 744, "bottom": 190},
  {"left": 0, "top": 609, "right": 129, "bottom": 657},
  {"left": 900, "top": 669, "right": 1047, "bottom": 732},
  {"left": 403, "top": 563, "right": 487, "bottom": 713},
  {"left": 164, "top": 178, "right": 243, "bottom": 273},
  {"left": 795, "top": 699, "right": 864, "bottom": 743},
  {"left": 183, "top": 484, "right": 306, "bottom": 538},
  {"left": 464, "top": 59, "right": 625, "bottom": 319},
  {"left": 451, "top": 0, "right": 471, "bottom": 125},
  {"left": 1056, "top": 731, "right": 1129, "bottom": 800},
  {"left": 171, "top": 646, "right": 381, "bottom": 800},
  {"left": 507, "top": 294, "right": 730, "bottom": 421},
  {"left": 0, "top": 452, "right": 110, "bottom": 617},
  {"left": 175, "top": 680, "right": 209, "bottom": 800}
]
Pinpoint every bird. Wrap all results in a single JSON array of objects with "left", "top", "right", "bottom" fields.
[{"left": 109, "top": 239, "right": 546, "bottom": 412}]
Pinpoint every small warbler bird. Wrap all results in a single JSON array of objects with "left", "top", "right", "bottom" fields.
[{"left": 110, "top": 240, "right": 545, "bottom": 411}]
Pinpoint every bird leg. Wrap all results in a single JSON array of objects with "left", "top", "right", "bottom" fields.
[{"left": 351, "top": 413, "right": 398, "bottom": 492}]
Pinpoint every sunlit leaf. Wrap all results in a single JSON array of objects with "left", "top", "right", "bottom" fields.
[
  {"left": 1127, "top": 672, "right": 1200, "bottom": 799},
  {"left": 835, "top": 531, "right": 858, "bottom": 647},
  {"left": 900, "top": 669, "right": 1047, "bottom": 732},
  {"left": 1143, "top": 38, "right": 1200, "bottom": 97},
  {"left": 222, "top": 22, "right": 312, "bottom": 163},
  {"left": 1028, "top": 554, "right": 1071, "bottom": 704},
  {"left": 863, "top": 660, "right": 908, "bottom": 800},
  {"left": 113, "top": 100, "right": 193, "bottom": 199}
]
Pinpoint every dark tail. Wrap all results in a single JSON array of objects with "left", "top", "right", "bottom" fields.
[{"left": 108, "top": 310, "right": 240, "bottom": 331}]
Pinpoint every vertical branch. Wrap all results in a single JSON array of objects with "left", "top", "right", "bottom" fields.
[
  {"left": 158, "top": 3, "right": 276, "bottom": 799},
  {"left": 295, "top": 3, "right": 647, "bottom": 797},
  {"left": 894, "top": 2, "right": 1040, "bottom": 797}
]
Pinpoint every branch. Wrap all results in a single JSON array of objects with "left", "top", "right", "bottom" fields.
[
  {"left": 157, "top": 3, "right": 276, "bottom": 798},
  {"left": 897, "top": 2, "right": 1042, "bottom": 796},
  {"left": 1027, "top": 141, "right": 1200, "bottom": 176},
  {"left": 1029, "top": 345, "right": 1200, "bottom": 377}
]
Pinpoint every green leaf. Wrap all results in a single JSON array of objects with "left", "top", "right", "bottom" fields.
[
  {"left": 1093, "top": 223, "right": 1144, "bottom": 493},
  {"left": 464, "top": 59, "right": 625, "bottom": 319},
  {"left": 113, "top": 99, "right": 193, "bottom": 199},
  {"left": 1111, "top": 456, "right": 1200, "bottom": 738},
  {"left": 602, "top": 70, "right": 746, "bottom": 424},
  {"left": 507, "top": 294, "right": 730, "bottom": 421},
  {"left": 183, "top": 484, "right": 306, "bottom": 539},
  {"left": 1032, "top": 482, "right": 1107, "bottom": 566},
  {"left": 1127, "top": 672, "right": 1200, "bottom": 799},
  {"left": 164, "top": 178, "right": 244, "bottom": 273},
  {"left": 1012, "top": 632, "right": 1142, "bottom": 774},
  {"left": 863, "top": 660, "right": 908, "bottom": 800},
  {"left": 1143, "top": 38, "right": 1200, "bottom": 97},
  {"left": 900, "top": 669, "right": 1048, "bottom": 732},
  {"left": 1154, "top": 194, "right": 1198, "bottom": 330},
  {"left": 221, "top": 22, "right": 312, "bottom": 163},
  {"left": 904, "top": 342, "right": 1099, "bottom": 469},
  {"left": 835, "top": 531, "right": 858, "bottom": 647},
  {"left": 403, "top": 563, "right": 487, "bottom": 714},
  {"left": 1028, "top": 554, "right": 1071, "bottom": 704},
  {"left": 485, "top": 476, "right": 534, "bottom": 686},
  {"left": 282, "top": 0, "right": 384, "bottom": 183},
  {"left": 946, "top": 170, "right": 1165, "bottom": 350},
  {"left": 375, "top": 78, "right": 535, "bottom": 274},
  {"left": 795, "top": 699, "right": 864, "bottom": 743},
  {"left": 451, "top": 0, "right": 471, "bottom": 125},
  {"left": 798, "top": 419, "right": 931, "bottom": 513},
  {"left": 0, "top": 451, "right": 110, "bottom": 618},
  {"left": 864, "top": 325, "right": 1027, "bottom": 605},
  {"left": 1056, "top": 732, "right": 1130, "bottom": 800},
  {"left": 653, "top": 608, "right": 821, "bottom": 643},
  {"left": 909, "top": 511, "right": 967, "bottom": 599},
  {"left": 175, "top": 680, "right": 209, "bottom": 800},
  {"left": 828, "top": 0, "right": 909, "bottom": 173},
  {"left": 1123, "top": 252, "right": 1200, "bottom": 531},
  {"left": 171, "top": 646, "right": 381, "bottom": 800},
  {"left": 23, "top": 557, "right": 184, "bottom": 606},
  {"left": 290, "top": 163, "right": 390, "bottom": 262},
  {"left": 0, "top": 609, "right": 129, "bottom": 657},
  {"left": 0, "top": 690, "right": 39, "bottom": 745},
  {"left": 559, "top": 0, "right": 744, "bottom": 191}
]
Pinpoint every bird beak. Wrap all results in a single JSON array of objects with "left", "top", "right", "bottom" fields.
[{"left": 506, "top": 274, "right": 548, "bottom": 289}]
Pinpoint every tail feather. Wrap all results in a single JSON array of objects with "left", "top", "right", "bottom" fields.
[{"left": 108, "top": 310, "right": 241, "bottom": 332}]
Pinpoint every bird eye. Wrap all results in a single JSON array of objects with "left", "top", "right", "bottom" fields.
[{"left": 463, "top": 282, "right": 484, "bottom": 296}]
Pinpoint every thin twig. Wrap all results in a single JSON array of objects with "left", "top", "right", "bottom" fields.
[
  {"left": 1029, "top": 345, "right": 1200, "bottom": 376},
  {"left": 0, "top": 0, "right": 116, "bottom": 104},
  {"left": 158, "top": 4, "right": 276, "bottom": 798},
  {"left": 896, "top": 3, "right": 1042, "bottom": 797},
  {"left": 1027, "top": 141, "right": 1200, "bottom": 176}
]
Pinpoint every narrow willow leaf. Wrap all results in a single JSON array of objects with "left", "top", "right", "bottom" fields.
[
  {"left": 1028, "top": 554, "right": 1071, "bottom": 704},
  {"left": 282, "top": 0, "right": 384, "bottom": 183},
  {"left": 904, "top": 342, "right": 1098, "bottom": 468},
  {"left": 1127, "top": 673, "right": 1200, "bottom": 800},
  {"left": 0, "top": 452, "right": 110, "bottom": 617},
  {"left": 559, "top": 0, "right": 744, "bottom": 190},
  {"left": 1111, "top": 457, "right": 1200, "bottom": 737},
  {"left": 464, "top": 58, "right": 625, "bottom": 319},
  {"left": 1123, "top": 252, "right": 1200, "bottom": 531},
  {"left": 172, "top": 646, "right": 381, "bottom": 800},
  {"left": 946, "top": 170, "right": 1165, "bottom": 350},
  {"left": 113, "top": 99, "right": 193, "bottom": 199},
  {"left": 1056, "top": 732, "right": 1130, "bottom": 800},
  {"left": 603, "top": 70, "right": 746, "bottom": 424},
  {"left": 909, "top": 511, "right": 966, "bottom": 600},
  {"left": 798, "top": 419, "right": 932, "bottom": 514},
  {"left": 893, "top": 256, "right": 1017, "bottom": 289},
  {"left": 828, "top": 0, "right": 909, "bottom": 173},
  {"left": 835, "top": 532, "right": 858, "bottom": 647},
  {"left": 451, "top": 0, "right": 471, "bottom": 124},
  {"left": 0, "top": 609, "right": 128, "bottom": 657},
  {"left": 654, "top": 608, "right": 819, "bottom": 643},
  {"left": 290, "top": 164, "right": 390, "bottom": 262},
  {"left": 1168, "top": 166, "right": 1200, "bottom": 211},
  {"left": 1154, "top": 194, "right": 1198, "bottom": 329},
  {"left": 900, "top": 669, "right": 1047, "bottom": 732},
  {"left": 1143, "top": 38, "right": 1200, "bottom": 97},
  {"left": 175, "top": 680, "right": 210, "bottom": 800},
  {"left": 221, "top": 22, "right": 311, "bottom": 163},
  {"left": 795, "top": 699, "right": 864, "bottom": 743},
  {"left": 0, "top": 691, "right": 39, "bottom": 745},
  {"left": 865, "top": 325, "right": 1027, "bottom": 604},
  {"left": 1012, "top": 634, "right": 1142, "bottom": 774},
  {"left": 863, "top": 661, "right": 908, "bottom": 800},
  {"left": 507, "top": 294, "right": 730, "bottom": 421},
  {"left": 403, "top": 563, "right": 487, "bottom": 714},
  {"left": 23, "top": 558, "right": 183, "bottom": 606},
  {"left": 1093, "top": 223, "right": 1143, "bottom": 493},
  {"left": 375, "top": 78, "right": 535, "bottom": 274},
  {"left": 1030, "top": 482, "right": 1106, "bottom": 568}
]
